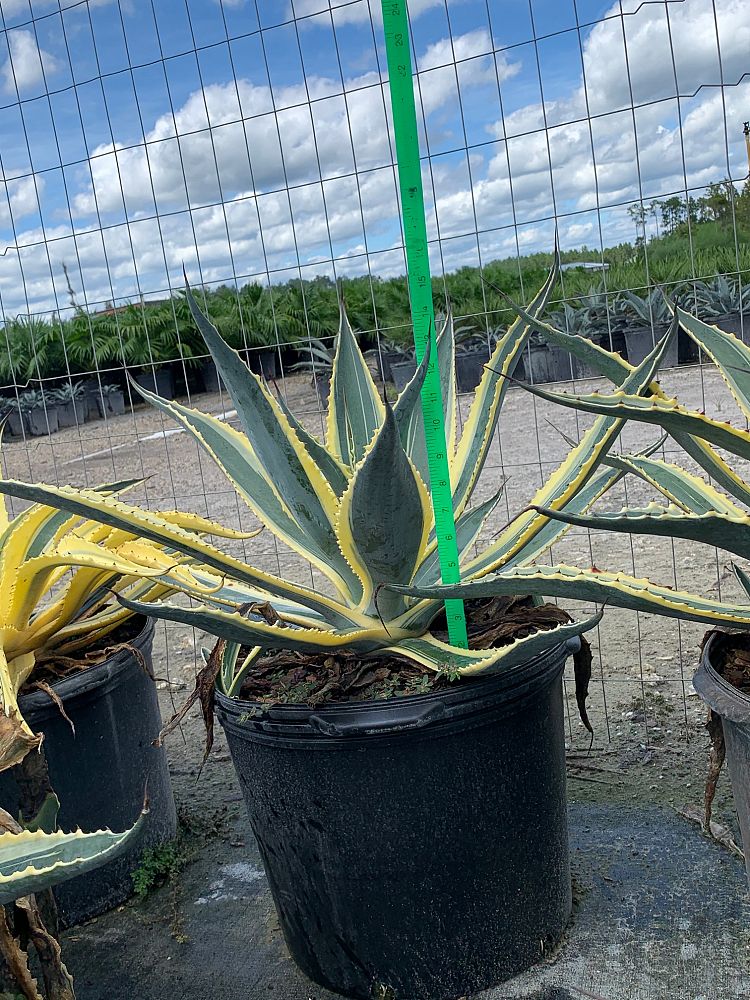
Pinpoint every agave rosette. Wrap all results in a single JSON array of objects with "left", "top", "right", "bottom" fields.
[
  {"left": 3, "top": 261, "right": 750, "bottom": 704},
  {"left": 0, "top": 478, "right": 256, "bottom": 771}
]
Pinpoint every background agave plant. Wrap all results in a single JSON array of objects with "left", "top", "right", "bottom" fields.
[
  {"left": 486, "top": 301, "right": 750, "bottom": 600},
  {"left": 0, "top": 796, "right": 146, "bottom": 999},
  {"left": 5, "top": 259, "right": 750, "bottom": 721},
  {"left": 0, "top": 475, "right": 255, "bottom": 773}
]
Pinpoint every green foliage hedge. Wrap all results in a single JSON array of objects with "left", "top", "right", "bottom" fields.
[{"left": 1, "top": 214, "right": 748, "bottom": 387}]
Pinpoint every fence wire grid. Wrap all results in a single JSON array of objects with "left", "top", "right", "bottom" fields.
[{"left": 1, "top": 0, "right": 749, "bottom": 751}]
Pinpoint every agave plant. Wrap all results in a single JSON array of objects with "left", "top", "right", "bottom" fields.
[
  {"left": 546, "top": 294, "right": 610, "bottom": 341},
  {"left": 0, "top": 475, "right": 254, "bottom": 773},
  {"left": 692, "top": 273, "right": 750, "bottom": 320},
  {"left": 52, "top": 381, "right": 86, "bottom": 404},
  {"left": 17, "top": 389, "right": 53, "bottom": 414},
  {"left": 487, "top": 302, "right": 750, "bottom": 577},
  {"left": 291, "top": 335, "right": 337, "bottom": 375},
  {"left": 4, "top": 260, "right": 750, "bottom": 715},
  {"left": 618, "top": 287, "right": 673, "bottom": 328},
  {"left": 0, "top": 800, "right": 146, "bottom": 906},
  {"left": 0, "top": 797, "right": 146, "bottom": 999}
]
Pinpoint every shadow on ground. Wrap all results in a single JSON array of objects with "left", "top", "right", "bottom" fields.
[{"left": 62, "top": 800, "right": 749, "bottom": 1000}]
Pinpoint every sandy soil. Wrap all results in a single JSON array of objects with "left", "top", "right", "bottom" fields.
[{"left": 3, "top": 362, "right": 745, "bottom": 828}]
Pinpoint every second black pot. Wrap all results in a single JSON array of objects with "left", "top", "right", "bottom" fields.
[
  {"left": 132, "top": 368, "right": 176, "bottom": 400},
  {"left": 389, "top": 359, "right": 418, "bottom": 391},
  {"left": 56, "top": 399, "right": 87, "bottom": 428},
  {"left": 216, "top": 638, "right": 577, "bottom": 1000},
  {"left": 248, "top": 348, "right": 278, "bottom": 380},
  {"left": 710, "top": 312, "right": 748, "bottom": 344},
  {"left": 200, "top": 359, "right": 224, "bottom": 394},
  {"left": 312, "top": 372, "right": 331, "bottom": 406},
  {"left": 624, "top": 324, "right": 679, "bottom": 369},
  {"left": 0, "top": 617, "right": 177, "bottom": 926},
  {"left": 26, "top": 404, "right": 58, "bottom": 436},
  {"left": 693, "top": 632, "right": 750, "bottom": 887},
  {"left": 456, "top": 349, "right": 488, "bottom": 393}
]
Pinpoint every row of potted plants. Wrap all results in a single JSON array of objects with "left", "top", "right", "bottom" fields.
[
  {"left": 536, "top": 274, "right": 748, "bottom": 378},
  {"left": 0, "top": 281, "right": 311, "bottom": 399},
  {"left": 360, "top": 276, "right": 748, "bottom": 390},
  {"left": 2, "top": 257, "right": 750, "bottom": 998},
  {"left": 0, "top": 382, "right": 125, "bottom": 438}
]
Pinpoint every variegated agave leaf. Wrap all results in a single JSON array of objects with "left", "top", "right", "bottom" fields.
[
  {"left": 517, "top": 296, "right": 750, "bottom": 508},
  {"left": 0, "top": 474, "right": 263, "bottom": 773},
  {"left": 0, "top": 806, "right": 146, "bottom": 905},
  {"left": 432, "top": 304, "right": 750, "bottom": 637}
]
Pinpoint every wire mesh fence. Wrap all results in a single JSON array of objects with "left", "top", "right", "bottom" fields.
[{"left": 0, "top": 0, "right": 748, "bottom": 752}]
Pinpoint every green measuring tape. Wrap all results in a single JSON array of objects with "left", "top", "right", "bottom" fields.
[{"left": 381, "top": 0, "right": 468, "bottom": 648}]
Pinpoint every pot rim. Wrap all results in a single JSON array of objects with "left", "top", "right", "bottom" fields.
[
  {"left": 694, "top": 630, "right": 750, "bottom": 723},
  {"left": 215, "top": 635, "right": 578, "bottom": 742},
  {"left": 18, "top": 614, "right": 154, "bottom": 715}
]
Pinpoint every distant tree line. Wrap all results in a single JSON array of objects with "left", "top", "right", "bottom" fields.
[{"left": 627, "top": 178, "right": 750, "bottom": 241}]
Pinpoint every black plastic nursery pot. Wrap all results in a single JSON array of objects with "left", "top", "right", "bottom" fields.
[
  {"left": 80, "top": 380, "right": 104, "bottom": 421},
  {"left": 456, "top": 350, "right": 488, "bottom": 393},
  {"left": 132, "top": 367, "right": 177, "bottom": 400},
  {"left": 389, "top": 359, "right": 418, "bottom": 391},
  {"left": 200, "top": 359, "right": 224, "bottom": 393},
  {"left": 249, "top": 348, "right": 279, "bottom": 380},
  {"left": 5, "top": 408, "right": 24, "bottom": 437},
  {"left": 26, "top": 404, "right": 59, "bottom": 436},
  {"left": 525, "top": 343, "right": 553, "bottom": 384},
  {"left": 624, "top": 324, "right": 679, "bottom": 369},
  {"left": 711, "top": 312, "right": 748, "bottom": 344},
  {"left": 378, "top": 350, "right": 404, "bottom": 383},
  {"left": 313, "top": 372, "right": 331, "bottom": 405},
  {"left": 694, "top": 633, "right": 750, "bottom": 887},
  {"left": 215, "top": 637, "right": 578, "bottom": 1000},
  {"left": 0, "top": 616, "right": 177, "bottom": 927},
  {"left": 97, "top": 389, "right": 126, "bottom": 417},
  {"left": 547, "top": 346, "right": 580, "bottom": 382},
  {"left": 56, "top": 399, "right": 86, "bottom": 428}
]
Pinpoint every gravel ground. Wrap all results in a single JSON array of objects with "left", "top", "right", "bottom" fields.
[{"left": 3, "top": 362, "right": 745, "bottom": 826}]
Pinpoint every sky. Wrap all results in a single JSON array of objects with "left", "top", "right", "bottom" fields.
[{"left": 0, "top": 0, "right": 747, "bottom": 317}]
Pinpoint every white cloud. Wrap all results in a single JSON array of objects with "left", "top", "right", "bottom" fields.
[
  {"left": 0, "top": 0, "right": 115, "bottom": 15},
  {"left": 1, "top": 0, "right": 749, "bottom": 316},
  {"left": 416, "top": 28, "right": 519, "bottom": 116},
  {"left": 70, "top": 26, "right": 519, "bottom": 228},
  {"left": 0, "top": 173, "right": 42, "bottom": 225},
  {"left": 0, "top": 1, "right": 32, "bottom": 15},
  {"left": 1, "top": 28, "right": 58, "bottom": 93},
  {"left": 290, "top": 0, "right": 446, "bottom": 25},
  {"left": 583, "top": 0, "right": 749, "bottom": 116}
]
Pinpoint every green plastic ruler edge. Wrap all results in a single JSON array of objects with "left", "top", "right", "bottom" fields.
[{"left": 381, "top": 0, "right": 468, "bottom": 648}]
